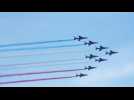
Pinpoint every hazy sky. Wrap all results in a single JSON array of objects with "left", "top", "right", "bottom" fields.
[{"left": 0, "top": 12, "right": 134, "bottom": 87}]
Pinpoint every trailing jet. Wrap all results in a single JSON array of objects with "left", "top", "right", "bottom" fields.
[
  {"left": 76, "top": 73, "right": 88, "bottom": 78},
  {"left": 74, "top": 35, "right": 87, "bottom": 41},
  {"left": 95, "top": 58, "right": 107, "bottom": 63},
  {"left": 95, "top": 46, "right": 108, "bottom": 51},
  {"left": 84, "top": 40, "right": 98, "bottom": 46},
  {"left": 85, "top": 54, "right": 98, "bottom": 60},
  {"left": 85, "top": 66, "right": 96, "bottom": 70},
  {"left": 105, "top": 50, "right": 118, "bottom": 56}
]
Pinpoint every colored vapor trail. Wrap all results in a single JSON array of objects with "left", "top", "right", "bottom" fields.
[
  {"left": 0, "top": 39, "right": 73, "bottom": 48},
  {"left": 0, "top": 68, "right": 85, "bottom": 78},
  {"left": 0, "top": 36, "right": 90, "bottom": 86},
  {"left": 0, "top": 50, "right": 87, "bottom": 59},
  {"left": 0, "top": 61, "right": 88, "bottom": 71},
  {"left": 0, "top": 44, "right": 83, "bottom": 52},
  {"left": 0, "top": 58, "right": 82, "bottom": 68},
  {"left": 0, "top": 75, "right": 76, "bottom": 85}
]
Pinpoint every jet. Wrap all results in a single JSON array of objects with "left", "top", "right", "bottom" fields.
[
  {"left": 85, "top": 66, "right": 96, "bottom": 70},
  {"left": 76, "top": 73, "right": 88, "bottom": 78},
  {"left": 95, "top": 58, "right": 107, "bottom": 63},
  {"left": 74, "top": 35, "right": 87, "bottom": 41},
  {"left": 84, "top": 40, "right": 98, "bottom": 46},
  {"left": 85, "top": 54, "right": 98, "bottom": 60},
  {"left": 95, "top": 46, "right": 108, "bottom": 51},
  {"left": 105, "top": 50, "right": 118, "bottom": 56}
]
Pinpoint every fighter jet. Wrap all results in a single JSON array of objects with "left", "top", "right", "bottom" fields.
[
  {"left": 74, "top": 35, "right": 87, "bottom": 41},
  {"left": 95, "top": 46, "right": 108, "bottom": 51},
  {"left": 84, "top": 40, "right": 98, "bottom": 46},
  {"left": 105, "top": 50, "right": 118, "bottom": 56},
  {"left": 95, "top": 58, "right": 107, "bottom": 63},
  {"left": 85, "top": 54, "right": 98, "bottom": 60},
  {"left": 85, "top": 66, "right": 96, "bottom": 70},
  {"left": 76, "top": 73, "right": 88, "bottom": 78}
]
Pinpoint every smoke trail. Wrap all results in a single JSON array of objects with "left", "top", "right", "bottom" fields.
[
  {"left": 0, "top": 61, "right": 88, "bottom": 71},
  {"left": 0, "top": 75, "right": 76, "bottom": 85},
  {"left": 0, "top": 39, "right": 74, "bottom": 48},
  {"left": 0, "top": 44, "right": 83, "bottom": 52},
  {"left": 0, "top": 58, "right": 82, "bottom": 68},
  {"left": 0, "top": 68, "right": 85, "bottom": 78},
  {"left": 0, "top": 49, "right": 87, "bottom": 59}
]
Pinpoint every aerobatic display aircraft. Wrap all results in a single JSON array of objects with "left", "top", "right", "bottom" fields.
[{"left": 74, "top": 35, "right": 87, "bottom": 41}]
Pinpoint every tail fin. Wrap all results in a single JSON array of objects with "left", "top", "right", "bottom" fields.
[
  {"left": 95, "top": 59, "right": 98, "bottom": 62},
  {"left": 76, "top": 74, "right": 79, "bottom": 77},
  {"left": 84, "top": 42, "right": 87, "bottom": 45},
  {"left": 85, "top": 56, "right": 88, "bottom": 59},
  {"left": 95, "top": 47, "right": 98, "bottom": 50},
  {"left": 74, "top": 36, "right": 76, "bottom": 40},
  {"left": 74, "top": 36, "right": 79, "bottom": 40},
  {"left": 84, "top": 67, "right": 88, "bottom": 70},
  {"left": 105, "top": 52, "right": 109, "bottom": 55}
]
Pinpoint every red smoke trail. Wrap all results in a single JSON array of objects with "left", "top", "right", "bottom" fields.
[
  {"left": 0, "top": 75, "right": 76, "bottom": 85},
  {"left": 0, "top": 68, "right": 85, "bottom": 78}
]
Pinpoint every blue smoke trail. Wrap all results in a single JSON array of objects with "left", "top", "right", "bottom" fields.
[
  {"left": 0, "top": 39, "right": 74, "bottom": 48},
  {"left": 0, "top": 44, "right": 83, "bottom": 52}
]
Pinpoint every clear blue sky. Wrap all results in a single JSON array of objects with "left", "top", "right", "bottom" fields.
[{"left": 0, "top": 12, "right": 134, "bottom": 87}]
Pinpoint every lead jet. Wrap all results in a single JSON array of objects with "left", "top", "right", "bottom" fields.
[
  {"left": 76, "top": 73, "right": 88, "bottom": 78},
  {"left": 95, "top": 46, "right": 108, "bottom": 51},
  {"left": 84, "top": 40, "right": 98, "bottom": 46},
  {"left": 95, "top": 58, "right": 107, "bottom": 63},
  {"left": 105, "top": 50, "right": 118, "bottom": 56},
  {"left": 85, "top": 66, "right": 96, "bottom": 70},
  {"left": 85, "top": 54, "right": 98, "bottom": 60},
  {"left": 74, "top": 35, "right": 87, "bottom": 41}
]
